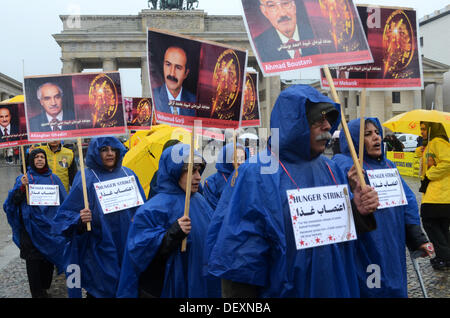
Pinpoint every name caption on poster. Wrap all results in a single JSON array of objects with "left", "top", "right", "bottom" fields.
[{"left": 179, "top": 302, "right": 271, "bottom": 315}]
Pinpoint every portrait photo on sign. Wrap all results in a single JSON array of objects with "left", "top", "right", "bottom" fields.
[
  {"left": 148, "top": 29, "right": 248, "bottom": 129},
  {"left": 24, "top": 72, "right": 126, "bottom": 141},
  {"left": 320, "top": 6, "right": 423, "bottom": 90},
  {"left": 0, "top": 103, "right": 29, "bottom": 148},
  {"left": 240, "top": 0, "right": 372, "bottom": 75},
  {"left": 24, "top": 76, "right": 76, "bottom": 135}
]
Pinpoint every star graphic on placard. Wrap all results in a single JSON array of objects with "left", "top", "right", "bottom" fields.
[
  {"left": 402, "top": 200, "right": 405, "bottom": 204},
  {"left": 315, "top": 237, "right": 321, "bottom": 243},
  {"left": 300, "top": 240, "right": 305, "bottom": 246},
  {"left": 347, "top": 233, "right": 352, "bottom": 240},
  {"left": 293, "top": 215, "right": 298, "bottom": 221},
  {"left": 328, "top": 235, "right": 333, "bottom": 241},
  {"left": 289, "top": 194, "right": 294, "bottom": 200},
  {"left": 392, "top": 201, "right": 395, "bottom": 205}
]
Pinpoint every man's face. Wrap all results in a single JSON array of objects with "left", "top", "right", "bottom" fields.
[
  {"left": 39, "top": 84, "right": 63, "bottom": 118},
  {"left": 48, "top": 140, "right": 61, "bottom": 149},
  {"left": 0, "top": 108, "right": 11, "bottom": 128},
  {"left": 364, "top": 122, "right": 382, "bottom": 158},
  {"left": 178, "top": 163, "right": 202, "bottom": 194},
  {"left": 163, "top": 47, "right": 189, "bottom": 97},
  {"left": 100, "top": 146, "right": 117, "bottom": 170},
  {"left": 420, "top": 123, "right": 428, "bottom": 140},
  {"left": 309, "top": 116, "right": 332, "bottom": 157},
  {"left": 260, "top": 0, "right": 297, "bottom": 38}
]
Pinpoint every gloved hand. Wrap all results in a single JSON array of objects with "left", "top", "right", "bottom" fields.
[{"left": 419, "top": 176, "right": 430, "bottom": 193}]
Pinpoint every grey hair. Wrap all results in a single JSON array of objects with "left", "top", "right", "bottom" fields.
[{"left": 36, "top": 82, "right": 63, "bottom": 101}]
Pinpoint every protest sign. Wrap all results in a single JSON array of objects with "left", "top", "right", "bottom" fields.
[
  {"left": 386, "top": 151, "right": 420, "bottom": 177},
  {"left": 94, "top": 176, "right": 144, "bottom": 215},
  {"left": 321, "top": 5, "right": 423, "bottom": 90},
  {"left": 0, "top": 102, "right": 29, "bottom": 149},
  {"left": 29, "top": 184, "right": 60, "bottom": 206},
  {"left": 367, "top": 168, "right": 408, "bottom": 209},
  {"left": 124, "top": 97, "right": 155, "bottom": 130},
  {"left": 287, "top": 184, "right": 356, "bottom": 250},
  {"left": 24, "top": 72, "right": 126, "bottom": 141},
  {"left": 241, "top": 0, "right": 372, "bottom": 76},
  {"left": 240, "top": 68, "right": 261, "bottom": 128},
  {"left": 148, "top": 29, "right": 248, "bottom": 129}
]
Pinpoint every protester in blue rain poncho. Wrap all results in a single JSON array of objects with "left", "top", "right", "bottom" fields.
[
  {"left": 203, "top": 143, "right": 246, "bottom": 210},
  {"left": 332, "top": 117, "right": 432, "bottom": 297},
  {"left": 52, "top": 137, "right": 146, "bottom": 298},
  {"left": 208, "top": 85, "right": 380, "bottom": 297},
  {"left": 116, "top": 144, "right": 220, "bottom": 298},
  {"left": 3, "top": 148, "right": 67, "bottom": 298}
]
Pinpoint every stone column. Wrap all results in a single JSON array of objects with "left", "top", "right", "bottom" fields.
[
  {"left": 422, "top": 84, "right": 427, "bottom": 109},
  {"left": 434, "top": 83, "right": 444, "bottom": 111},
  {"left": 347, "top": 91, "right": 357, "bottom": 120},
  {"left": 141, "top": 57, "right": 150, "bottom": 97},
  {"left": 61, "top": 58, "right": 75, "bottom": 74},
  {"left": 263, "top": 76, "right": 280, "bottom": 130},
  {"left": 413, "top": 90, "right": 422, "bottom": 110},
  {"left": 102, "top": 58, "right": 117, "bottom": 72}
]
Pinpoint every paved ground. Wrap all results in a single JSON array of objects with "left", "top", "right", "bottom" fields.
[{"left": 0, "top": 154, "right": 449, "bottom": 298}]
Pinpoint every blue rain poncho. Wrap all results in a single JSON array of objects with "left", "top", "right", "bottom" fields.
[
  {"left": 52, "top": 137, "right": 146, "bottom": 298},
  {"left": 3, "top": 161, "right": 67, "bottom": 271},
  {"left": 116, "top": 144, "right": 220, "bottom": 298},
  {"left": 332, "top": 117, "right": 421, "bottom": 297},
  {"left": 208, "top": 85, "right": 363, "bottom": 297},
  {"left": 203, "top": 143, "right": 244, "bottom": 210}
]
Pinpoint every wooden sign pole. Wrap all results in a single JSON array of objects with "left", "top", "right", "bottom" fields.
[
  {"left": 358, "top": 88, "right": 367, "bottom": 168},
  {"left": 20, "top": 146, "right": 29, "bottom": 204},
  {"left": 181, "top": 123, "right": 196, "bottom": 252},
  {"left": 77, "top": 138, "right": 91, "bottom": 231},
  {"left": 323, "top": 66, "right": 366, "bottom": 187}
]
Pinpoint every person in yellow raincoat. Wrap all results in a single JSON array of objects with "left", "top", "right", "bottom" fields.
[{"left": 417, "top": 121, "right": 450, "bottom": 270}]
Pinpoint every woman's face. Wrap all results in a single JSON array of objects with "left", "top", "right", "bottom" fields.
[
  {"left": 364, "top": 122, "right": 382, "bottom": 158},
  {"left": 34, "top": 153, "right": 46, "bottom": 169}
]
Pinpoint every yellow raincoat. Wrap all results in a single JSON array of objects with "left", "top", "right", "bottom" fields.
[{"left": 418, "top": 124, "right": 450, "bottom": 204}]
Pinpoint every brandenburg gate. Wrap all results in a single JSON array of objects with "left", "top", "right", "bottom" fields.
[{"left": 53, "top": 8, "right": 281, "bottom": 130}]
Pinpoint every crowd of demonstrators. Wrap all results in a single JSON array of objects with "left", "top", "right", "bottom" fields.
[
  {"left": 416, "top": 122, "right": 450, "bottom": 270},
  {"left": 1, "top": 85, "right": 441, "bottom": 299},
  {"left": 332, "top": 118, "right": 433, "bottom": 297},
  {"left": 3, "top": 148, "right": 67, "bottom": 298},
  {"left": 208, "top": 85, "right": 379, "bottom": 297}
]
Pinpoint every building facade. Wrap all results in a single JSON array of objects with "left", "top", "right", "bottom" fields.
[
  {"left": 0, "top": 72, "right": 22, "bottom": 101},
  {"left": 420, "top": 5, "right": 450, "bottom": 112}
]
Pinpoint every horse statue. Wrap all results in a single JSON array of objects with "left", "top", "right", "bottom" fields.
[
  {"left": 186, "top": 0, "right": 199, "bottom": 10},
  {"left": 148, "top": 0, "right": 158, "bottom": 9}
]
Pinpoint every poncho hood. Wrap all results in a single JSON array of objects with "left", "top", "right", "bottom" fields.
[
  {"left": 85, "top": 137, "right": 127, "bottom": 172},
  {"left": 269, "top": 85, "right": 341, "bottom": 162}
]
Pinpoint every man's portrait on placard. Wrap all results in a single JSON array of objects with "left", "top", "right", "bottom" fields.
[
  {"left": 148, "top": 31, "right": 201, "bottom": 117},
  {"left": 24, "top": 76, "right": 77, "bottom": 133},
  {"left": 242, "top": 0, "right": 370, "bottom": 64},
  {"left": 0, "top": 104, "right": 23, "bottom": 143}
]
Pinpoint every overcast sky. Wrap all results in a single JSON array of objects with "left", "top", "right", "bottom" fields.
[{"left": 0, "top": 0, "right": 448, "bottom": 97}]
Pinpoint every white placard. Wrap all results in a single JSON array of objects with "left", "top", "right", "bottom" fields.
[
  {"left": 287, "top": 184, "right": 356, "bottom": 250},
  {"left": 29, "top": 184, "right": 60, "bottom": 206},
  {"left": 366, "top": 168, "right": 408, "bottom": 209},
  {"left": 94, "top": 176, "right": 144, "bottom": 214}
]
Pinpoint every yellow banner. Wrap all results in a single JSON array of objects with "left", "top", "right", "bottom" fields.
[{"left": 386, "top": 151, "right": 420, "bottom": 177}]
